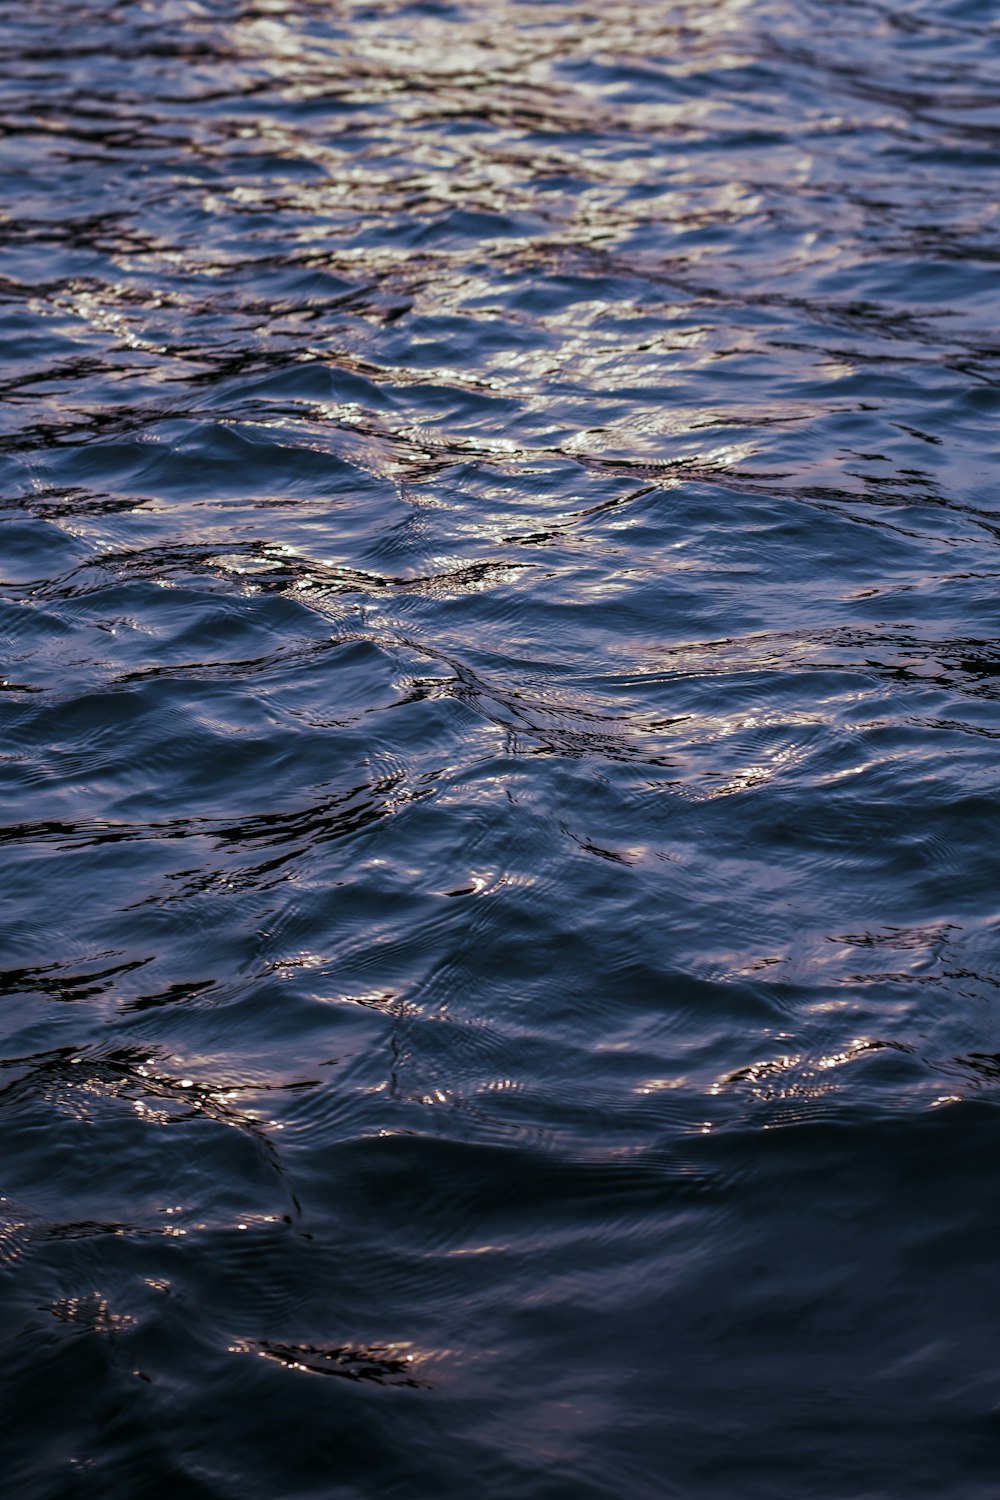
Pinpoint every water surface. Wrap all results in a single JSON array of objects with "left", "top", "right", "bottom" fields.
[{"left": 3, "top": 2, "right": 1000, "bottom": 1495}]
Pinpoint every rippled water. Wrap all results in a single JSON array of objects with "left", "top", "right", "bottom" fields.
[{"left": 4, "top": 1, "right": 1000, "bottom": 1494}]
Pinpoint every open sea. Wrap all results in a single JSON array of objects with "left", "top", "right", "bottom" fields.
[{"left": 3, "top": 1, "right": 1000, "bottom": 1495}]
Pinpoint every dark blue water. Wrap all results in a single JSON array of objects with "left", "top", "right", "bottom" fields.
[{"left": 3, "top": 1, "right": 1000, "bottom": 1494}]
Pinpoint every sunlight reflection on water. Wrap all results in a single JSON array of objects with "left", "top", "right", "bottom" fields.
[{"left": 3, "top": 0, "right": 1000, "bottom": 1494}]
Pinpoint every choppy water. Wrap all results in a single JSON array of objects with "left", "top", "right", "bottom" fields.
[{"left": 3, "top": 1, "right": 1000, "bottom": 1494}]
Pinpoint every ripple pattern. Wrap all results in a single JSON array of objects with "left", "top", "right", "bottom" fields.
[{"left": 4, "top": 2, "right": 1000, "bottom": 1496}]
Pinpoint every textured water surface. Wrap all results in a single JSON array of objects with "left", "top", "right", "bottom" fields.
[{"left": 3, "top": 1, "right": 1000, "bottom": 1495}]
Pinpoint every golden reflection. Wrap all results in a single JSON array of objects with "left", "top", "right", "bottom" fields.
[
  {"left": 447, "top": 1242, "right": 511, "bottom": 1256},
  {"left": 635, "top": 1075, "right": 688, "bottom": 1095},
  {"left": 49, "top": 1295, "right": 136, "bottom": 1334},
  {"left": 821, "top": 359, "right": 858, "bottom": 381},
  {"left": 714, "top": 1037, "right": 886, "bottom": 1106},
  {"left": 701, "top": 738, "right": 808, "bottom": 798},
  {"left": 228, "top": 1334, "right": 427, "bottom": 1386}
]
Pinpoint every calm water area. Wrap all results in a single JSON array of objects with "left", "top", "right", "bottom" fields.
[{"left": 3, "top": 1, "right": 1000, "bottom": 1495}]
